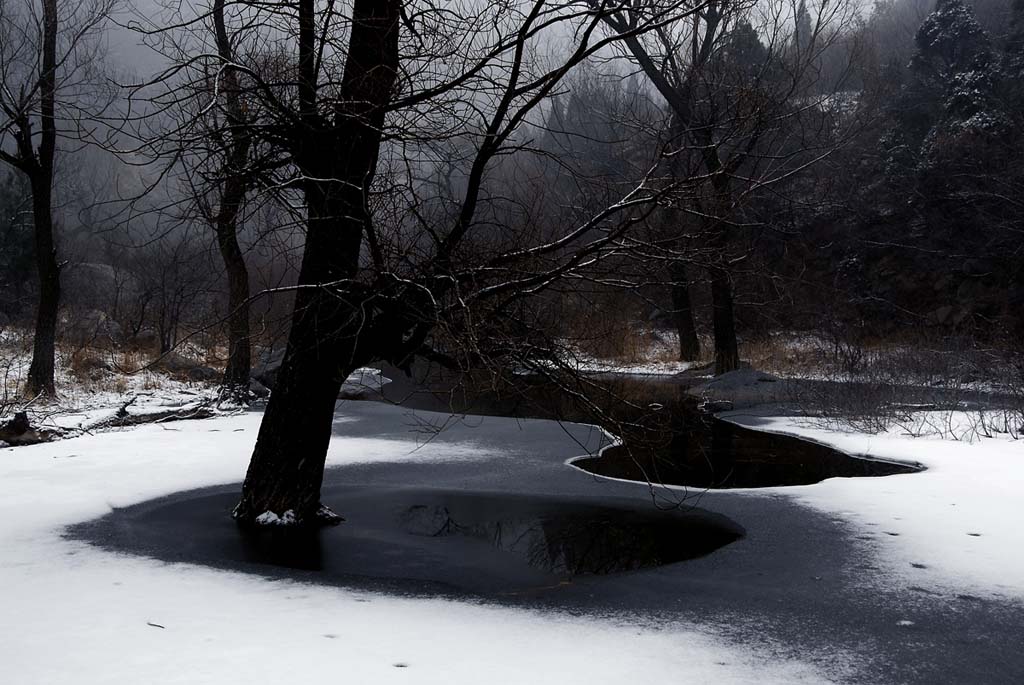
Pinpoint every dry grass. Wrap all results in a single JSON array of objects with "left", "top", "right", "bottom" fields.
[
  {"left": 740, "top": 336, "right": 804, "bottom": 376},
  {"left": 570, "top": 321, "right": 651, "bottom": 363}
]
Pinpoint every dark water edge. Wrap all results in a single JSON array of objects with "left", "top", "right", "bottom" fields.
[
  {"left": 70, "top": 486, "right": 745, "bottom": 594},
  {"left": 377, "top": 365, "right": 924, "bottom": 489},
  {"left": 65, "top": 402, "right": 1024, "bottom": 685},
  {"left": 570, "top": 414, "right": 921, "bottom": 489}
]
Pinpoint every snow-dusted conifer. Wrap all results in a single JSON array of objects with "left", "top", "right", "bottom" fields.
[{"left": 895, "top": 0, "right": 1009, "bottom": 171}]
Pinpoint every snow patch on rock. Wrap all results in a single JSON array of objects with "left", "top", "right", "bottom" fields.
[{"left": 254, "top": 509, "right": 298, "bottom": 526}]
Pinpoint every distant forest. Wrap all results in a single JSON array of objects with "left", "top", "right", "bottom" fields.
[{"left": 1, "top": 0, "right": 1022, "bottom": 395}]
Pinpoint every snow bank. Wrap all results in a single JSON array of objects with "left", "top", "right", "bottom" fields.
[
  {"left": 340, "top": 366, "right": 392, "bottom": 397},
  {"left": 0, "top": 406, "right": 833, "bottom": 685},
  {"left": 724, "top": 412, "right": 1024, "bottom": 600}
]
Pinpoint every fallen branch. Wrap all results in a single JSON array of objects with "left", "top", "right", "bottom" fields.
[
  {"left": 86, "top": 401, "right": 219, "bottom": 431},
  {"left": 0, "top": 412, "right": 61, "bottom": 446}
]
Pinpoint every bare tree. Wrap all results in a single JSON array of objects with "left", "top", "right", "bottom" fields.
[
  {"left": 595, "top": 0, "right": 861, "bottom": 373},
  {"left": 197, "top": 0, "right": 258, "bottom": 395},
  {"left": 184, "top": 0, "right": 265, "bottom": 395},
  {"left": 131, "top": 0, "right": 703, "bottom": 525},
  {"left": 0, "top": 0, "right": 115, "bottom": 396}
]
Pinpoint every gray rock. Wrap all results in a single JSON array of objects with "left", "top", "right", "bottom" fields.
[
  {"left": 931, "top": 305, "right": 969, "bottom": 326},
  {"left": 252, "top": 348, "right": 286, "bottom": 390},
  {"left": 159, "top": 353, "right": 218, "bottom": 383},
  {"left": 248, "top": 379, "right": 270, "bottom": 398},
  {"left": 932, "top": 305, "right": 954, "bottom": 325},
  {"left": 187, "top": 366, "right": 220, "bottom": 382},
  {"left": 133, "top": 328, "right": 160, "bottom": 349},
  {"left": 63, "top": 309, "right": 124, "bottom": 345}
]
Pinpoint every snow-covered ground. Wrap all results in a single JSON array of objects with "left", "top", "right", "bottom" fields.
[
  {"left": 558, "top": 329, "right": 699, "bottom": 376},
  {"left": 3, "top": 342, "right": 1022, "bottom": 683},
  {"left": 724, "top": 412, "right": 1024, "bottom": 600},
  {"left": 0, "top": 406, "right": 834, "bottom": 685},
  {"left": 1, "top": 365, "right": 392, "bottom": 439},
  {"left": 0, "top": 339, "right": 220, "bottom": 434},
  {"left": 571, "top": 356, "right": 696, "bottom": 376}
]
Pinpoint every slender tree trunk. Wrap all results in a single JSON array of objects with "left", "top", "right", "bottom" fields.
[
  {"left": 705, "top": 173, "right": 740, "bottom": 376},
  {"left": 25, "top": 176, "right": 59, "bottom": 397},
  {"left": 662, "top": 117, "right": 702, "bottom": 363},
  {"left": 668, "top": 262, "right": 701, "bottom": 361},
  {"left": 213, "top": 164, "right": 252, "bottom": 391},
  {"left": 24, "top": 0, "right": 59, "bottom": 399},
  {"left": 213, "top": 0, "right": 252, "bottom": 394},
  {"left": 711, "top": 267, "right": 740, "bottom": 375},
  {"left": 598, "top": 10, "right": 745, "bottom": 373},
  {"left": 219, "top": 234, "right": 251, "bottom": 390},
  {"left": 234, "top": 0, "right": 400, "bottom": 526}
]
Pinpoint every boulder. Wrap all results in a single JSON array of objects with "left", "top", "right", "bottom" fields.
[
  {"left": 187, "top": 366, "right": 220, "bottom": 382},
  {"left": 158, "top": 352, "right": 218, "bottom": 383},
  {"left": 133, "top": 328, "right": 160, "bottom": 349},
  {"left": 63, "top": 309, "right": 124, "bottom": 345},
  {"left": 252, "top": 348, "right": 286, "bottom": 390},
  {"left": 248, "top": 379, "right": 270, "bottom": 398}
]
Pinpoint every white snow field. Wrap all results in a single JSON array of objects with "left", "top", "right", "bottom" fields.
[
  {"left": 0, "top": 406, "right": 835, "bottom": 685},
  {"left": 725, "top": 413, "right": 1024, "bottom": 600}
]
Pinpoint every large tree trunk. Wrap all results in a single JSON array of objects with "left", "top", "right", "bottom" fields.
[
  {"left": 24, "top": 0, "right": 59, "bottom": 399},
  {"left": 668, "top": 262, "right": 701, "bottom": 361},
  {"left": 233, "top": 192, "right": 365, "bottom": 524},
  {"left": 234, "top": 0, "right": 400, "bottom": 526}
]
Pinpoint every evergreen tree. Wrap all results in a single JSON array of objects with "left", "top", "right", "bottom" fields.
[
  {"left": 0, "top": 174, "right": 35, "bottom": 317},
  {"left": 910, "top": 0, "right": 1008, "bottom": 170},
  {"left": 1004, "top": 0, "right": 1024, "bottom": 83},
  {"left": 911, "top": 0, "right": 992, "bottom": 77},
  {"left": 885, "top": 0, "right": 1008, "bottom": 176},
  {"left": 724, "top": 19, "right": 771, "bottom": 75},
  {"left": 793, "top": 0, "right": 813, "bottom": 54}
]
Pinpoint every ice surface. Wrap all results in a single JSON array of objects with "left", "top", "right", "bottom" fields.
[
  {"left": 723, "top": 412, "right": 1024, "bottom": 599},
  {"left": 0, "top": 405, "right": 835, "bottom": 685}
]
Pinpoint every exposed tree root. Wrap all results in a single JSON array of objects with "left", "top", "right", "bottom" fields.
[{"left": 0, "top": 412, "right": 61, "bottom": 446}]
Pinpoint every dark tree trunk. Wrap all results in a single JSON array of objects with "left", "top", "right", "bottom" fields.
[
  {"left": 707, "top": 223, "right": 740, "bottom": 375},
  {"left": 233, "top": 192, "right": 366, "bottom": 524},
  {"left": 234, "top": 0, "right": 400, "bottom": 526},
  {"left": 24, "top": 0, "right": 59, "bottom": 399},
  {"left": 711, "top": 267, "right": 740, "bottom": 375},
  {"left": 597, "top": 11, "right": 746, "bottom": 374},
  {"left": 668, "top": 262, "right": 701, "bottom": 361},
  {"left": 219, "top": 234, "right": 251, "bottom": 390},
  {"left": 25, "top": 176, "right": 59, "bottom": 397},
  {"left": 704, "top": 173, "right": 739, "bottom": 376},
  {"left": 213, "top": 0, "right": 252, "bottom": 394}
]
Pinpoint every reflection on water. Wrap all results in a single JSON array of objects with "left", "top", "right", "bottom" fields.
[
  {"left": 574, "top": 409, "right": 920, "bottom": 489},
  {"left": 400, "top": 502, "right": 741, "bottom": 576},
  {"left": 236, "top": 525, "right": 325, "bottom": 570},
  {"left": 564, "top": 380, "right": 922, "bottom": 489},
  {"left": 220, "top": 495, "right": 742, "bottom": 579},
  {"left": 387, "top": 369, "right": 922, "bottom": 489}
]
